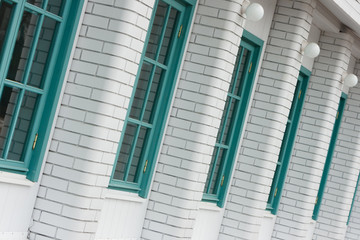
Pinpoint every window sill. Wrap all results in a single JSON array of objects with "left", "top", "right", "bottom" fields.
[
  {"left": 105, "top": 188, "right": 146, "bottom": 203},
  {"left": 198, "top": 201, "right": 222, "bottom": 212},
  {"left": 0, "top": 171, "right": 34, "bottom": 187}
]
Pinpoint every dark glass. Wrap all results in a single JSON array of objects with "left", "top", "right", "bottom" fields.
[
  {"left": 0, "top": 1, "right": 14, "bottom": 55},
  {"left": 28, "top": 16, "right": 58, "bottom": 88},
  {"left": 0, "top": 86, "right": 20, "bottom": 159},
  {"left": 47, "top": 0, "right": 64, "bottom": 16},
  {"left": 6, "top": 10, "right": 39, "bottom": 83},
  {"left": 204, "top": 147, "right": 226, "bottom": 194},
  {"left": 143, "top": 67, "right": 164, "bottom": 123},
  {"left": 8, "top": 90, "right": 39, "bottom": 161},
  {"left": 129, "top": 62, "right": 153, "bottom": 120},
  {"left": 145, "top": 0, "right": 169, "bottom": 60},
  {"left": 158, "top": 7, "right": 179, "bottom": 65},
  {"left": 113, "top": 123, "right": 138, "bottom": 181},
  {"left": 26, "top": 0, "right": 44, "bottom": 8},
  {"left": 127, "top": 126, "right": 150, "bottom": 183},
  {"left": 229, "top": 48, "right": 249, "bottom": 96}
]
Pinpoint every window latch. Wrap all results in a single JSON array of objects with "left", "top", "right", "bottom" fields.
[
  {"left": 274, "top": 187, "right": 278, "bottom": 197},
  {"left": 298, "top": 90, "right": 301, "bottom": 99},
  {"left": 143, "top": 160, "right": 148, "bottom": 173},
  {"left": 248, "top": 62, "right": 252, "bottom": 73},
  {"left": 32, "top": 133, "right": 38, "bottom": 150},
  {"left": 220, "top": 175, "right": 225, "bottom": 186},
  {"left": 178, "top": 25, "right": 183, "bottom": 38}
]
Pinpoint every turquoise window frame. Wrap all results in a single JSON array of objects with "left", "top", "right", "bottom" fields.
[
  {"left": 109, "top": 0, "right": 196, "bottom": 198},
  {"left": 266, "top": 66, "right": 311, "bottom": 214},
  {"left": 202, "top": 30, "right": 263, "bottom": 207},
  {"left": 312, "top": 93, "right": 347, "bottom": 220},
  {"left": 0, "top": 0, "right": 84, "bottom": 181},
  {"left": 347, "top": 172, "right": 360, "bottom": 225}
]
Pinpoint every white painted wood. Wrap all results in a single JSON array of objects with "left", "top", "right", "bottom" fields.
[
  {"left": 95, "top": 191, "right": 148, "bottom": 240},
  {"left": 258, "top": 211, "right": 276, "bottom": 240},
  {"left": 192, "top": 203, "right": 224, "bottom": 240}
]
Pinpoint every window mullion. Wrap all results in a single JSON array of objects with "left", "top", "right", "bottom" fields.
[
  {"left": 138, "top": 64, "right": 157, "bottom": 122},
  {"left": 123, "top": 124, "right": 142, "bottom": 181},
  {"left": 2, "top": 88, "right": 25, "bottom": 159},
  {"left": 154, "top": 5, "right": 171, "bottom": 62},
  {"left": 229, "top": 47, "right": 244, "bottom": 94},
  {"left": 218, "top": 96, "right": 233, "bottom": 144},
  {"left": 205, "top": 147, "right": 221, "bottom": 194}
]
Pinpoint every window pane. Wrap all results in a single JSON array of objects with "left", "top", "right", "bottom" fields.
[
  {"left": 0, "top": 1, "right": 14, "bottom": 56},
  {"left": 143, "top": 67, "right": 164, "bottom": 123},
  {"left": 232, "top": 49, "right": 249, "bottom": 97},
  {"left": 158, "top": 7, "right": 179, "bottom": 65},
  {"left": 8, "top": 91, "right": 39, "bottom": 161},
  {"left": 127, "top": 126, "right": 150, "bottom": 183},
  {"left": 113, "top": 123, "right": 138, "bottom": 181},
  {"left": 47, "top": 0, "right": 64, "bottom": 16},
  {"left": 0, "top": 86, "right": 20, "bottom": 159},
  {"left": 217, "top": 97, "right": 238, "bottom": 145},
  {"left": 6, "top": 10, "right": 39, "bottom": 83},
  {"left": 205, "top": 147, "right": 226, "bottom": 195},
  {"left": 145, "top": 0, "right": 169, "bottom": 60},
  {"left": 28, "top": 16, "right": 59, "bottom": 88},
  {"left": 27, "top": 0, "right": 44, "bottom": 8},
  {"left": 129, "top": 62, "right": 153, "bottom": 121}
]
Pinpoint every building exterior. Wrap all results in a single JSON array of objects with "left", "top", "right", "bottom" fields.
[{"left": 1, "top": 0, "right": 360, "bottom": 239}]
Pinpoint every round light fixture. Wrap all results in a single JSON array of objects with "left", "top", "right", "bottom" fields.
[
  {"left": 242, "top": 2, "right": 264, "bottom": 22},
  {"left": 343, "top": 73, "right": 358, "bottom": 88},
  {"left": 303, "top": 42, "right": 320, "bottom": 58}
]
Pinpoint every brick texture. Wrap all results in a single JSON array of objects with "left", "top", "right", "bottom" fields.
[
  {"left": 274, "top": 32, "right": 353, "bottom": 240},
  {"left": 141, "top": 0, "right": 246, "bottom": 239},
  {"left": 29, "top": 0, "right": 155, "bottom": 239},
  {"left": 218, "top": 1, "right": 315, "bottom": 239}
]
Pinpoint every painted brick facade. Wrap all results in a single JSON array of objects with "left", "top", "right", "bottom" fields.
[
  {"left": 274, "top": 31, "right": 353, "bottom": 240},
  {"left": 141, "top": 0, "right": 246, "bottom": 239},
  {"left": 219, "top": 0, "right": 315, "bottom": 239},
  {"left": 29, "top": 0, "right": 155, "bottom": 239}
]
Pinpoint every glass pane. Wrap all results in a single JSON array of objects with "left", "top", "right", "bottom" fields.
[
  {"left": 6, "top": 10, "right": 39, "bottom": 83},
  {"left": 127, "top": 126, "right": 150, "bottom": 183},
  {"left": 113, "top": 123, "right": 138, "bottom": 181},
  {"left": 129, "top": 62, "right": 153, "bottom": 120},
  {"left": 0, "top": 1, "right": 14, "bottom": 55},
  {"left": 28, "top": 16, "right": 59, "bottom": 88},
  {"left": 0, "top": 86, "right": 20, "bottom": 159},
  {"left": 158, "top": 7, "right": 179, "bottom": 65},
  {"left": 8, "top": 91, "right": 39, "bottom": 161},
  {"left": 217, "top": 97, "right": 238, "bottom": 145},
  {"left": 288, "top": 80, "right": 301, "bottom": 121},
  {"left": 143, "top": 67, "right": 164, "bottom": 123},
  {"left": 235, "top": 49, "right": 249, "bottom": 96},
  {"left": 27, "top": 0, "right": 44, "bottom": 8},
  {"left": 145, "top": 0, "right": 169, "bottom": 60},
  {"left": 205, "top": 147, "right": 226, "bottom": 195},
  {"left": 47, "top": 0, "right": 64, "bottom": 16}
]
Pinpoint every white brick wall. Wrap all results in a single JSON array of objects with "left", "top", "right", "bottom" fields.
[
  {"left": 313, "top": 60, "right": 360, "bottom": 240},
  {"left": 29, "top": 0, "right": 155, "bottom": 239},
  {"left": 274, "top": 31, "right": 353, "bottom": 240},
  {"left": 141, "top": 0, "right": 247, "bottom": 239},
  {"left": 219, "top": 0, "right": 315, "bottom": 239},
  {"left": 342, "top": 62, "right": 360, "bottom": 240}
]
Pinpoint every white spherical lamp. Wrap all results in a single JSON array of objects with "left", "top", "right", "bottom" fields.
[
  {"left": 242, "top": 2, "right": 264, "bottom": 22},
  {"left": 303, "top": 42, "right": 320, "bottom": 58},
  {"left": 344, "top": 73, "right": 358, "bottom": 88}
]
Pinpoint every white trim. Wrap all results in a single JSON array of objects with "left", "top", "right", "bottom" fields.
[
  {"left": 0, "top": 171, "right": 34, "bottom": 187},
  {"left": 198, "top": 201, "right": 222, "bottom": 212},
  {"left": 104, "top": 189, "right": 147, "bottom": 203}
]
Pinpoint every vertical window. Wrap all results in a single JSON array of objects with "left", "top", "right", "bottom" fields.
[
  {"left": 109, "top": 0, "right": 196, "bottom": 197},
  {"left": 267, "top": 67, "right": 311, "bottom": 214},
  {"left": 203, "top": 31, "right": 263, "bottom": 207},
  {"left": 347, "top": 172, "right": 360, "bottom": 225},
  {"left": 312, "top": 93, "right": 347, "bottom": 220},
  {"left": 0, "top": 0, "right": 84, "bottom": 181}
]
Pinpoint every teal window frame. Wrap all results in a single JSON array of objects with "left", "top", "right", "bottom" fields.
[
  {"left": 266, "top": 66, "right": 311, "bottom": 214},
  {"left": 0, "top": 0, "right": 84, "bottom": 181},
  {"left": 109, "top": 0, "right": 196, "bottom": 198},
  {"left": 202, "top": 30, "right": 263, "bottom": 207},
  {"left": 347, "top": 172, "right": 360, "bottom": 225},
  {"left": 312, "top": 93, "right": 347, "bottom": 220}
]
